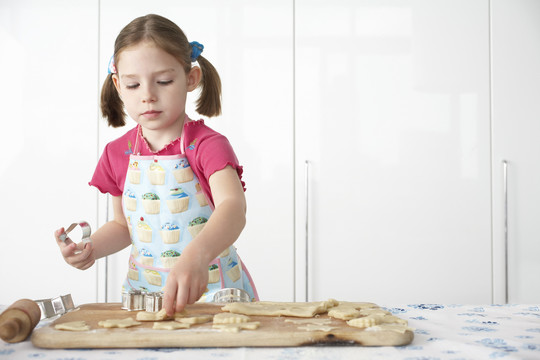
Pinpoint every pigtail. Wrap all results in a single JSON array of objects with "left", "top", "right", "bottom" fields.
[
  {"left": 195, "top": 55, "right": 222, "bottom": 118},
  {"left": 100, "top": 74, "right": 126, "bottom": 127}
]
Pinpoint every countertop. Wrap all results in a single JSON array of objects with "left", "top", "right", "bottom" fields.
[{"left": 1, "top": 303, "right": 539, "bottom": 359}]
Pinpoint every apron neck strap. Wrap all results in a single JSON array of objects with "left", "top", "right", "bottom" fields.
[{"left": 133, "top": 117, "right": 188, "bottom": 155}]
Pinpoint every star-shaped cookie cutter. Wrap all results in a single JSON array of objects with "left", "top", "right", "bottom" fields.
[{"left": 35, "top": 294, "right": 75, "bottom": 320}]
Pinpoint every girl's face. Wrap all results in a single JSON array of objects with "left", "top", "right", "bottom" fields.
[{"left": 112, "top": 41, "right": 199, "bottom": 135}]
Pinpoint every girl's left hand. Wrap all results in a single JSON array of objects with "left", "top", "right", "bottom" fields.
[{"left": 162, "top": 253, "right": 209, "bottom": 316}]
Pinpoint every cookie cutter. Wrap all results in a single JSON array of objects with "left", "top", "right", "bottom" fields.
[
  {"left": 145, "top": 292, "right": 163, "bottom": 312},
  {"left": 35, "top": 294, "right": 75, "bottom": 320},
  {"left": 59, "top": 221, "right": 92, "bottom": 244},
  {"left": 121, "top": 289, "right": 146, "bottom": 311},
  {"left": 213, "top": 288, "right": 250, "bottom": 303}
]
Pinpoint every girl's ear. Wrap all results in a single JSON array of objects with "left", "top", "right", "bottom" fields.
[
  {"left": 112, "top": 74, "right": 122, "bottom": 94},
  {"left": 187, "top": 66, "right": 202, "bottom": 92}
]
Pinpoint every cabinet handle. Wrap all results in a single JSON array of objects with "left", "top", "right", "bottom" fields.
[
  {"left": 305, "top": 160, "right": 310, "bottom": 302},
  {"left": 502, "top": 160, "right": 508, "bottom": 304},
  {"left": 105, "top": 194, "right": 110, "bottom": 303}
]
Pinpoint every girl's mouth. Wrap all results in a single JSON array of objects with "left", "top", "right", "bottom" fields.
[{"left": 142, "top": 110, "right": 162, "bottom": 119}]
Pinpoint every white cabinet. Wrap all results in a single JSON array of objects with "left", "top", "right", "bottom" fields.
[
  {"left": 98, "top": 0, "right": 294, "bottom": 302},
  {"left": 294, "top": 0, "right": 492, "bottom": 303},
  {"left": 0, "top": 1, "right": 99, "bottom": 305},
  {"left": 491, "top": 0, "right": 540, "bottom": 303}
]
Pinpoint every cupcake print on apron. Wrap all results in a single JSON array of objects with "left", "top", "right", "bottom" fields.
[{"left": 122, "top": 125, "right": 258, "bottom": 302}]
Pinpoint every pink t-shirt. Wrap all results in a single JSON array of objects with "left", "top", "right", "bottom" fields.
[{"left": 89, "top": 119, "right": 245, "bottom": 207}]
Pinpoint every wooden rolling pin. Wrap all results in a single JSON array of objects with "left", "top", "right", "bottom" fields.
[{"left": 0, "top": 299, "right": 41, "bottom": 343}]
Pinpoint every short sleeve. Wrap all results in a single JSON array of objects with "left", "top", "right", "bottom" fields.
[
  {"left": 89, "top": 143, "right": 123, "bottom": 196},
  {"left": 195, "top": 132, "right": 246, "bottom": 191}
]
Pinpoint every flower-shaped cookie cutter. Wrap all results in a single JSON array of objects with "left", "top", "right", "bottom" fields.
[
  {"left": 59, "top": 221, "right": 92, "bottom": 244},
  {"left": 122, "top": 290, "right": 146, "bottom": 311},
  {"left": 213, "top": 288, "right": 250, "bottom": 303},
  {"left": 145, "top": 292, "right": 164, "bottom": 312}
]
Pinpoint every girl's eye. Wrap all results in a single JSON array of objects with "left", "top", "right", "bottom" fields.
[
  {"left": 126, "top": 83, "right": 139, "bottom": 89},
  {"left": 158, "top": 80, "right": 173, "bottom": 86}
]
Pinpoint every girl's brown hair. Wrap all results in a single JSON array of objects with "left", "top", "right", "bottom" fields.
[{"left": 101, "top": 14, "right": 222, "bottom": 127}]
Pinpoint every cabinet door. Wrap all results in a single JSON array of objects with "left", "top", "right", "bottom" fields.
[
  {"left": 295, "top": 0, "right": 492, "bottom": 303},
  {"left": 491, "top": 0, "right": 540, "bottom": 303},
  {"left": 0, "top": 1, "right": 99, "bottom": 305},
  {"left": 99, "top": 0, "right": 294, "bottom": 301}
]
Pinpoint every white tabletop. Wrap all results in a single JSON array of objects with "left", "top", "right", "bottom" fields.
[{"left": 1, "top": 303, "right": 539, "bottom": 359}]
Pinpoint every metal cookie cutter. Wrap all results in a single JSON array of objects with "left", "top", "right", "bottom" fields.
[
  {"left": 35, "top": 294, "right": 76, "bottom": 320},
  {"left": 145, "top": 292, "right": 163, "bottom": 312},
  {"left": 213, "top": 288, "right": 250, "bottom": 303},
  {"left": 59, "top": 221, "right": 92, "bottom": 244},
  {"left": 121, "top": 290, "right": 146, "bottom": 311}
]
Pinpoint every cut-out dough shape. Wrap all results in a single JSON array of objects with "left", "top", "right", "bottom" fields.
[
  {"left": 98, "top": 317, "right": 141, "bottom": 328},
  {"left": 177, "top": 315, "right": 213, "bottom": 324},
  {"left": 152, "top": 321, "right": 191, "bottom": 330},
  {"left": 328, "top": 302, "right": 380, "bottom": 320},
  {"left": 347, "top": 315, "right": 381, "bottom": 328},
  {"left": 212, "top": 321, "right": 261, "bottom": 333},
  {"left": 136, "top": 308, "right": 186, "bottom": 322},
  {"left": 213, "top": 312, "right": 251, "bottom": 324},
  {"left": 54, "top": 321, "right": 90, "bottom": 331}
]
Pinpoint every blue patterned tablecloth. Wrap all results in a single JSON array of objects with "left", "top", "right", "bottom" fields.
[{"left": 1, "top": 303, "right": 539, "bottom": 359}]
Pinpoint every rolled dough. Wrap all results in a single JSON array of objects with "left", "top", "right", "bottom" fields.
[{"left": 222, "top": 299, "right": 338, "bottom": 318}]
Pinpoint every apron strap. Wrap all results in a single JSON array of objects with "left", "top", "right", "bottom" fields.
[
  {"left": 133, "top": 115, "right": 189, "bottom": 155},
  {"left": 133, "top": 124, "right": 141, "bottom": 155}
]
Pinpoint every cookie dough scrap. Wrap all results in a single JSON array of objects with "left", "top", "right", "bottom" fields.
[
  {"left": 152, "top": 321, "right": 191, "bottom": 330},
  {"left": 55, "top": 321, "right": 90, "bottom": 331},
  {"left": 358, "top": 307, "right": 391, "bottom": 317},
  {"left": 176, "top": 315, "right": 213, "bottom": 325},
  {"left": 212, "top": 322, "right": 261, "bottom": 333},
  {"left": 213, "top": 312, "right": 250, "bottom": 324},
  {"left": 328, "top": 302, "right": 379, "bottom": 320},
  {"left": 222, "top": 299, "right": 338, "bottom": 318},
  {"left": 347, "top": 313, "right": 408, "bottom": 329},
  {"left": 98, "top": 318, "right": 141, "bottom": 328},
  {"left": 347, "top": 315, "right": 381, "bottom": 328}
]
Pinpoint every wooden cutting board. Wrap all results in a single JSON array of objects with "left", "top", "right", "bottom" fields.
[{"left": 31, "top": 303, "right": 413, "bottom": 348}]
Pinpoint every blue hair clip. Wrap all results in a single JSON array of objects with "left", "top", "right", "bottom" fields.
[
  {"left": 107, "top": 55, "right": 117, "bottom": 74},
  {"left": 190, "top": 41, "right": 204, "bottom": 62}
]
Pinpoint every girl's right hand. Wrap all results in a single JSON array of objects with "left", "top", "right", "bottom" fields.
[{"left": 55, "top": 228, "right": 95, "bottom": 270}]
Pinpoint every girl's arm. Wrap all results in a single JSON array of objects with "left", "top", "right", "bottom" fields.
[
  {"left": 55, "top": 196, "right": 131, "bottom": 269},
  {"left": 163, "top": 165, "right": 246, "bottom": 315},
  {"left": 90, "top": 196, "right": 132, "bottom": 258}
]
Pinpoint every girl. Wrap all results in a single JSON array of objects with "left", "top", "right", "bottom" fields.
[{"left": 55, "top": 14, "right": 258, "bottom": 315}]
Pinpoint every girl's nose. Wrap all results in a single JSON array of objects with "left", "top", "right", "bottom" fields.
[{"left": 142, "top": 86, "right": 157, "bottom": 103}]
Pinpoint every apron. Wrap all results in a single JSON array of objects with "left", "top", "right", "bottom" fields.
[{"left": 121, "top": 123, "right": 258, "bottom": 302}]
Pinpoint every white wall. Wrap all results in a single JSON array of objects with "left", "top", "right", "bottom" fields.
[{"left": 0, "top": 0, "right": 99, "bottom": 305}]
